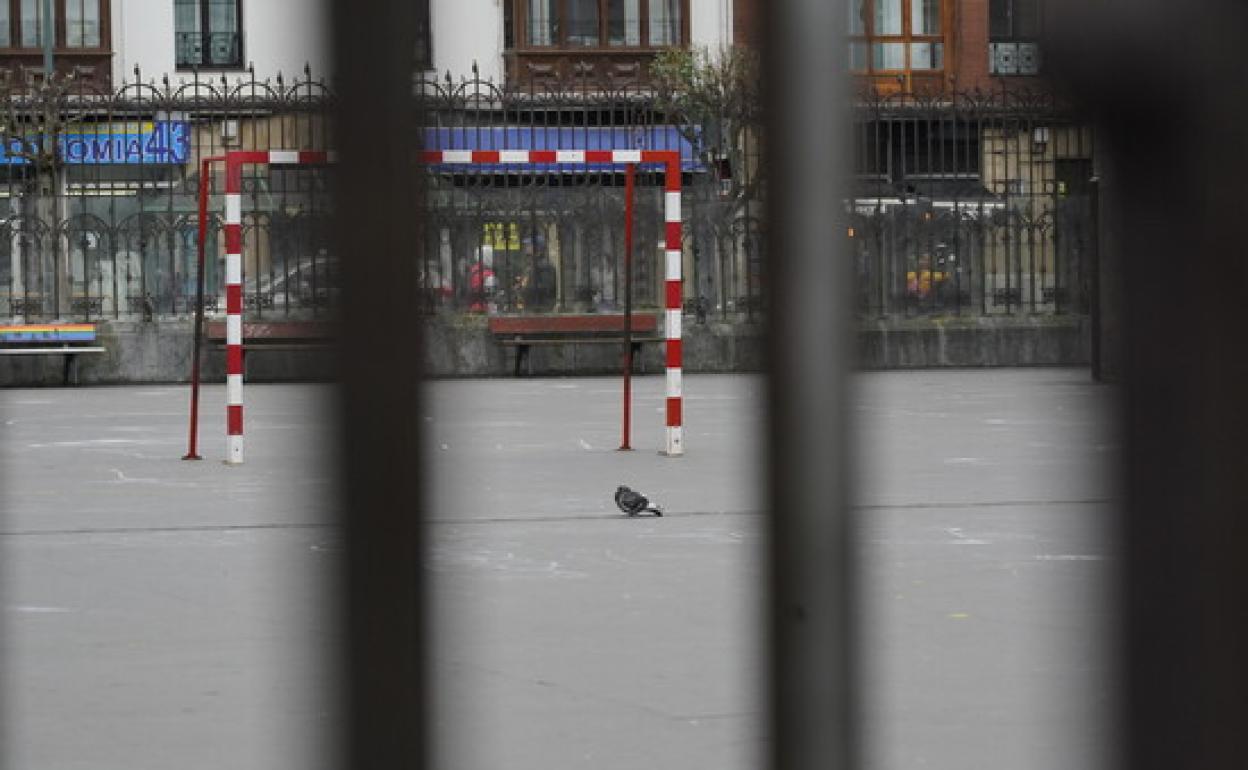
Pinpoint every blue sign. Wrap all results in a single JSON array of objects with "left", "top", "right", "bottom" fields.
[{"left": 0, "top": 121, "right": 191, "bottom": 166}]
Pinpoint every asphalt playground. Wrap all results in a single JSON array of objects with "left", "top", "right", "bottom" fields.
[{"left": 1, "top": 370, "right": 1117, "bottom": 769}]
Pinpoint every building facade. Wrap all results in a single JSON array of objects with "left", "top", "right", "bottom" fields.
[
  {"left": 0, "top": 1, "right": 330, "bottom": 88},
  {"left": 426, "top": 0, "right": 735, "bottom": 84},
  {"left": 848, "top": 0, "right": 1096, "bottom": 319},
  {"left": 851, "top": 0, "right": 1048, "bottom": 95}
]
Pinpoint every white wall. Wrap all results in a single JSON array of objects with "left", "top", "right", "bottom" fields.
[
  {"left": 428, "top": 0, "right": 732, "bottom": 84},
  {"left": 111, "top": 0, "right": 174, "bottom": 83},
  {"left": 111, "top": 0, "right": 724, "bottom": 88},
  {"left": 112, "top": 0, "right": 331, "bottom": 86},
  {"left": 430, "top": 0, "right": 505, "bottom": 84},
  {"left": 690, "top": 0, "right": 733, "bottom": 54},
  {"left": 240, "top": 0, "right": 331, "bottom": 80}
]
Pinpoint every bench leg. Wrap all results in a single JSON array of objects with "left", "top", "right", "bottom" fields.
[
  {"left": 514, "top": 344, "right": 528, "bottom": 377},
  {"left": 63, "top": 353, "right": 75, "bottom": 386}
]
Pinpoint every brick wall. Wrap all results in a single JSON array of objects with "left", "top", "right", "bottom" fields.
[
  {"left": 954, "top": 0, "right": 1053, "bottom": 93},
  {"left": 955, "top": 0, "right": 991, "bottom": 89},
  {"left": 734, "top": 0, "right": 759, "bottom": 48}
]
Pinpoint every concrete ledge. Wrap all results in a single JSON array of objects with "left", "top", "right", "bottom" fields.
[
  {"left": 858, "top": 316, "right": 1090, "bottom": 369},
  {"left": 0, "top": 314, "right": 1088, "bottom": 385},
  {"left": 0, "top": 320, "right": 335, "bottom": 386}
]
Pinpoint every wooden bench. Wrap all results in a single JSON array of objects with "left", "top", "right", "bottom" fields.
[
  {"left": 205, "top": 321, "right": 334, "bottom": 354},
  {"left": 488, "top": 314, "right": 662, "bottom": 376},
  {"left": 0, "top": 323, "right": 106, "bottom": 385}
]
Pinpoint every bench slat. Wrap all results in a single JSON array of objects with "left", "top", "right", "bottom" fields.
[
  {"left": 0, "top": 346, "right": 105, "bottom": 355},
  {"left": 205, "top": 321, "right": 334, "bottom": 341},
  {"left": 497, "top": 336, "right": 662, "bottom": 346},
  {"left": 0, "top": 323, "right": 97, "bottom": 343},
  {"left": 488, "top": 314, "right": 658, "bottom": 335}
]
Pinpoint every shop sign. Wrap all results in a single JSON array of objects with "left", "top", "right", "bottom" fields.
[{"left": 0, "top": 121, "right": 191, "bottom": 166}]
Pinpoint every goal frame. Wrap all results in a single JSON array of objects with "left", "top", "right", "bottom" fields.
[{"left": 190, "top": 148, "right": 683, "bottom": 464}]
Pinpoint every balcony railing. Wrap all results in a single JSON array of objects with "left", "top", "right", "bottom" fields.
[{"left": 175, "top": 31, "right": 242, "bottom": 69}]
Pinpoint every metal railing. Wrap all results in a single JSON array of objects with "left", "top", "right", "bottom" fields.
[
  {"left": 174, "top": 31, "right": 244, "bottom": 69},
  {"left": 414, "top": 66, "right": 765, "bottom": 321},
  {"left": 0, "top": 65, "right": 334, "bottom": 322},
  {"left": 0, "top": 64, "right": 1091, "bottom": 325},
  {"left": 849, "top": 87, "right": 1096, "bottom": 318}
]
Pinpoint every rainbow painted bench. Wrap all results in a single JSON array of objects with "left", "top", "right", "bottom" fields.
[{"left": 0, "top": 323, "right": 106, "bottom": 385}]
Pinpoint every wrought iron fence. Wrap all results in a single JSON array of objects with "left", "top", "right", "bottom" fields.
[
  {"left": 0, "top": 66, "right": 335, "bottom": 322},
  {"left": 0, "top": 65, "right": 1091, "bottom": 325},
  {"left": 414, "top": 67, "right": 765, "bottom": 321},
  {"left": 850, "top": 87, "right": 1096, "bottom": 318}
]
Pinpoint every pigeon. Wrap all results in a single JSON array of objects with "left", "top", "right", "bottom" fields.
[{"left": 615, "top": 485, "right": 663, "bottom": 517}]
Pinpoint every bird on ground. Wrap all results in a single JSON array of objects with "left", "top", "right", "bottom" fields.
[{"left": 615, "top": 485, "right": 663, "bottom": 517}]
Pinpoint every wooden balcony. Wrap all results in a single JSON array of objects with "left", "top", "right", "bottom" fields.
[{"left": 504, "top": 49, "right": 661, "bottom": 89}]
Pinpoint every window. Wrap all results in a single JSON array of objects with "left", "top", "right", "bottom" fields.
[
  {"left": 175, "top": 0, "right": 242, "bottom": 69},
  {"left": 65, "top": 0, "right": 101, "bottom": 47},
  {"left": 990, "top": 0, "right": 1041, "bottom": 39},
  {"left": 848, "top": 0, "right": 945, "bottom": 75},
  {"left": 414, "top": 0, "right": 431, "bottom": 69},
  {"left": 648, "top": 0, "right": 679, "bottom": 45},
  {"left": 609, "top": 0, "right": 640, "bottom": 46},
  {"left": 516, "top": 0, "right": 686, "bottom": 48},
  {"left": 0, "top": 0, "right": 105, "bottom": 49},
  {"left": 19, "top": 0, "right": 48, "bottom": 47},
  {"left": 989, "top": 0, "right": 1042, "bottom": 75}
]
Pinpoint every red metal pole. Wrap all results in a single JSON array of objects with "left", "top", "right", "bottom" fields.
[
  {"left": 184, "top": 156, "right": 221, "bottom": 460},
  {"left": 619, "top": 163, "right": 635, "bottom": 451}
]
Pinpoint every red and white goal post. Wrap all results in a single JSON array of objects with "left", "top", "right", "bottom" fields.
[
  {"left": 420, "top": 149, "right": 685, "bottom": 456},
  {"left": 221, "top": 150, "right": 334, "bottom": 464},
  {"left": 200, "top": 148, "right": 683, "bottom": 464}
]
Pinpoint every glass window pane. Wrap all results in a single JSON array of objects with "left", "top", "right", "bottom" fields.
[
  {"left": 207, "top": 0, "right": 238, "bottom": 33},
  {"left": 849, "top": 40, "right": 868, "bottom": 71},
  {"left": 20, "top": 0, "right": 55, "bottom": 48},
  {"left": 648, "top": 0, "right": 681, "bottom": 46},
  {"left": 0, "top": 4, "right": 10, "bottom": 47},
  {"left": 874, "top": 0, "right": 902, "bottom": 35},
  {"left": 204, "top": 0, "right": 240, "bottom": 66},
  {"left": 566, "top": 0, "right": 600, "bottom": 46},
  {"left": 1014, "top": 0, "right": 1041, "bottom": 38},
  {"left": 175, "top": 0, "right": 199, "bottom": 33},
  {"left": 175, "top": 0, "right": 200, "bottom": 64},
  {"left": 849, "top": 0, "right": 866, "bottom": 35},
  {"left": 912, "top": 0, "right": 941, "bottom": 35},
  {"left": 872, "top": 41, "right": 905, "bottom": 70},
  {"left": 910, "top": 41, "right": 944, "bottom": 70},
  {"left": 67, "top": 0, "right": 81, "bottom": 47},
  {"left": 66, "top": 0, "right": 102, "bottom": 48},
  {"left": 608, "top": 0, "right": 641, "bottom": 46},
  {"left": 528, "top": 0, "right": 556, "bottom": 46},
  {"left": 990, "top": 0, "right": 1040, "bottom": 39},
  {"left": 989, "top": 0, "right": 1010, "bottom": 38}
]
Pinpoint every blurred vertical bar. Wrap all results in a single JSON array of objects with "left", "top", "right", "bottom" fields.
[
  {"left": 331, "top": 0, "right": 426, "bottom": 769},
  {"left": 1048, "top": 1, "right": 1248, "bottom": 767},
  {"left": 765, "top": 1, "right": 855, "bottom": 770}
]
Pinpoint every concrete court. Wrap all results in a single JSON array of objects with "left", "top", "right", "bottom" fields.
[{"left": 0, "top": 370, "right": 1117, "bottom": 769}]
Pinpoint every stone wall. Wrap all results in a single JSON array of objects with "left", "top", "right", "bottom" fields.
[{"left": 0, "top": 314, "right": 1088, "bottom": 386}]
